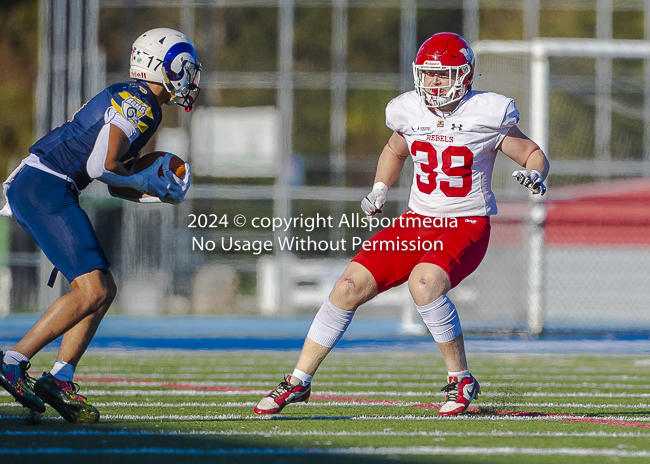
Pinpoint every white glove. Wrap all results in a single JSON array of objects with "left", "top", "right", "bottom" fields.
[
  {"left": 512, "top": 170, "right": 546, "bottom": 195},
  {"left": 160, "top": 154, "right": 191, "bottom": 205},
  {"left": 361, "top": 182, "right": 388, "bottom": 217},
  {"left": 107, "top": 186, "right": 161, "bottom": 203}
]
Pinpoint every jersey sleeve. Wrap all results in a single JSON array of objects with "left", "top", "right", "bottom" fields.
[
  {"left": 385, "top": 92, "right": 421, "bottom": 134},
  {"left": 492, "top": 96, "right": 520, "bottom": 149},
  {"left": 105, "top": 107, "right": 139, "bottom": 143},
  {"left": 110, "top": 90, "right": 155, "bottom": 135},
  {"left": 500, "top": 99, "right": 520, "bottom": 129},
  {"left": 385, "top": 98, "right": 405, "bottom": 133}
]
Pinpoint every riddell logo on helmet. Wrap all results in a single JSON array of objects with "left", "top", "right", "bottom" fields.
[
  {"left": 424, "top": 60, "right": 442, "bottom": 66},
  {"left": 130, "top": 70, "right": 147, "bottom": 79}
]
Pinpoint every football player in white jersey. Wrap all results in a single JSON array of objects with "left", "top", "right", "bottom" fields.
[{"left": 255, "top": 32, "right": 549, "bottom": 416}]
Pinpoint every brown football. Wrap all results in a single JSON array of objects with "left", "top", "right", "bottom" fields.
[
  {"left": 133, "top": 151, "right": 186, "bottom": 179},
  {"left": 109, "top": 151, "right": 186, "bottom": 200}
]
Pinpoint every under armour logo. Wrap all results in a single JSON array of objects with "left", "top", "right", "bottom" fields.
[{"left": 451, "top": 124, "right": 463, "bottom": 131}]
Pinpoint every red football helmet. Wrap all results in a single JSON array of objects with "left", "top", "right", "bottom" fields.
[{"left": 412, "top": 32, "right": 475, "bottom": 109}]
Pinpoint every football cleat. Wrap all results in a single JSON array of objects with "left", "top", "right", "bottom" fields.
[
  {"left": 0, "top": 351, "right": 46, "bottom": 413},
  {"left": 34, "top": 373, "right": 100, "bottom": 423},
  {"left": 254, "top": 375, "right": 311, "bottom": 415},
  {"left": 439, "top": 374, "right": 480, "bottom": 416}
]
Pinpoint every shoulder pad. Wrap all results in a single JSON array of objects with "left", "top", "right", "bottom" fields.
[
  {"left": 111, "top": 90, "right": 154, "bottom": 134},
  {"left": 464, "top": 91, "right": 519, "bottom": 130},
  {"left": 386, "top": 91, "right": 425, "bottom": 133}
]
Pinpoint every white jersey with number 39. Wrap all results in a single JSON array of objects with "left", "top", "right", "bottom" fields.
[{"left": 386, "top": 90, "right": 519, "bottom": 217}]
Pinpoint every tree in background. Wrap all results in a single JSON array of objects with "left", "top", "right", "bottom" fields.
[{"left": 0, "top": 0, "right": 38, "bottom": 180}]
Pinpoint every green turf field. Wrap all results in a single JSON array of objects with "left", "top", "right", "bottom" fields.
[{"left": 1, "top": 350, "right": 649, "bottom": 463}]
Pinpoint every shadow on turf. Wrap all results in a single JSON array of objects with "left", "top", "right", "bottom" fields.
[
  {"left": 0, "top": 406, "right": 460, "bottom": 464},
  {"left": 590, "top": 411, "right": 650, "bottom": 417}
]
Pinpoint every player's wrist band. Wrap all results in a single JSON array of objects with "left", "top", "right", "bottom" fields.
[{"left": 372, "top": 181, "right": 388, "bottom": 192}]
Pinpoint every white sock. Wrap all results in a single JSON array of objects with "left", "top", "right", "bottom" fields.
[
  {"left": 448, "top": 369, "right": 471, "bottom": 381},
  {"left": 291, "top": 368, "right": 313, "bottom": 386},
  {"left": 51, "top": 361, "right": 75, "bottom": 382},
  {"left": 3, "top": 350, "right": 29, "bottom": 366}
]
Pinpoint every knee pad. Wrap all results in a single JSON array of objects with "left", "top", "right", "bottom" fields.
[
  {"left": 306, "top": 298, "right": 355, "bottom": 348},
  {"left": 416, "top": 295, "right": 462, "bottom": 343}
]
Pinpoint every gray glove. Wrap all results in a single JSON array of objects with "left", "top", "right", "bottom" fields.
[
  {"left": 361, "top": 182, "right": 388, "bottom": 217},
  {"left": 512, "top": 170, "right": 546, "bottom": 195}
]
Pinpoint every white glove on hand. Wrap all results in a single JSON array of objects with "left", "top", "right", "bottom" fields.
[
  {"left": 361, "top": 182, "right": 388, "bottom": 217},
  {"left": 512, "top": 170, "right": 546, "bottom": 195},
  {"left": 160, "top": 154, "right": 191, "bottom": 205}
]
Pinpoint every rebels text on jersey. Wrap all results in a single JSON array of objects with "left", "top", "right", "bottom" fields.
[
  {"left": 386, "top": 90, "right": 519, "bottom": 217},
  {"left": 30, "top": 81, "right": 162, "bottom": 191}
]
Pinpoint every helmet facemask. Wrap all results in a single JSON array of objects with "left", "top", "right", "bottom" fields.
[
  {"left": 163, "top": 59, "right": 202, "bottom": 112},
  {"left": 413, "top": 62, "right": 472, "bottom": 109}
]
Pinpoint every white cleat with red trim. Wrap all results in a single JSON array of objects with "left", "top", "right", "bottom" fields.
[
  {"left": 254, "top": 375, "right": 311, "bottom": 415},
  {"left": 438, "top": 375, "right": 480, "bottom": 416}
]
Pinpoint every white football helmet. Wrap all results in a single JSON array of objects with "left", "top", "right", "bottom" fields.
[{"left": 130, "top": 28, "right": 202, "bottom": 111}]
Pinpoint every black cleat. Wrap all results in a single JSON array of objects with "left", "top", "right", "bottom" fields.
[
  {"left": 0, "top": 351, "right": 46, "bottom": 413},
  {"left": 34, "top": 373, "right": 100, "bottom": 423}
]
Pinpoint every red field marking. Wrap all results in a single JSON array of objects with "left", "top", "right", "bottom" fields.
[
  {"left": 75, "top": 376, "right": 252, "bottom": 392},
  {"left": 74, "top": 375, "right": 649, "bottom": 428},
  {"left": 311, "top": 394, "right": 431, "bottom": 407},
  {"left": 562, "top": 418, "right": 650, "bottom": 429}
]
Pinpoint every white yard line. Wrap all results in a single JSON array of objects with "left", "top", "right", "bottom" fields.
[
  {"left": 25, "top": 389, "right": 650, "bottom": 398},
  {"left": 2, "top": 430, "right": 650, "bottom": 438},
  {"left": 83, "top": 413, "right": 650, "bottom": 422},
  {"left": 74, "top": 372, "right": 650, "bottom": 381},
  {"left": 5, "top": 388, "right": 650, "bottom": 399},
  {"left": 85, "top": 401, "right": 650, "bottom": 410},
  {"left": 3, "top": 398, "right": 650, "bottom": 410},
  {"left": 72, "top": 380, "right": 650, "bottom": 389},
  {"left": 0, "top": 446, "right": 648, "bottom": 457}
]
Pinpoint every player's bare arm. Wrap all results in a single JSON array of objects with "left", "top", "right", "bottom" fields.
[
  {"left": 88, "top": 120, "right": 180, "bottom": 201},
  {"left": 374, "top": 131, "right": 410, "bottom": 187},
  {"left": 360, "top": 132, "right": 410, "bottom": 217},
  {"left": 500, "top": 125, "right": 550, "bottom": 195}
]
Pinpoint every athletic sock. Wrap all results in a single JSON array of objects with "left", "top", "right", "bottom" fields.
[
  {"left": 291, "top": 368, "right": 313, "bottom": 386},
  {"left": 3, "top": 350, "right": 29, "bottom": 366},
  {"left": 447, "top": 369, "right": 471, "bottom": 382},
  {"left": 51, "top": 361, "right": 75, "bottom": 382}
]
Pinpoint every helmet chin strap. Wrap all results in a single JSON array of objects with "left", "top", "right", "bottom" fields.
[
  {"left": 184, "top": 95, "right": 195, "bottom": 112},
  {"left": 431, "top": 84, "right": 459, "bottom": 108}
]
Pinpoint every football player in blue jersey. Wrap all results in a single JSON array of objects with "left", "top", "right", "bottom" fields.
[{"left": 0, "top": 28, "right": 200, "bottom": 423}]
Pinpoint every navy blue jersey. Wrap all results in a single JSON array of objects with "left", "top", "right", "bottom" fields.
[{"left": 30, "top": 81, "right": 162, "bottom": 191}]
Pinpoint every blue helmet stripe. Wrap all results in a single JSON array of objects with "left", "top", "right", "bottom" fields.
[{"left": 164, "top": 42, "right": 198, "bottom": 81}]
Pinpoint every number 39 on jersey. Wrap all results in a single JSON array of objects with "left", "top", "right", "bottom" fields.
[{"left": 386, "top": 89, "right": 520, "bottom": 217}]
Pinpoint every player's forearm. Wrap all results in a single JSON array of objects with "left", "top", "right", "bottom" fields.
[
  {"left": 373, "top": 146, "right": 407, "bottom": 188},
  {"left": 525, "top": 149, "right": 550, "bottom": 180},
  {"left": 104, "top": 158, "right": 132, "bottom": 177}
]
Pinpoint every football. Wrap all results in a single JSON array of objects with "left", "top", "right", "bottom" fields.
[
  {"left": 133, "top": 151, "right": 186, "bottom": 179},
  {"left": 108, "top": 151, "right": 187, "bottom": 200}
]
